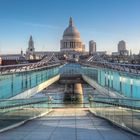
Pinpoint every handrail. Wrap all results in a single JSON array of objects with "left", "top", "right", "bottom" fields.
[
  {"left": 82, "top": 59, "right": 140, "bottom": 67},
  {"left": 0, "top": 62, "right": 64, "bottom": 75},
  {"left": 1, "top": 96, "right": 140, "bottom": 109},
  {"left": 89, "top": 97, "right": 140, "bottom": 109},
  {"left": 80, "top": 61, "right": 140, "bottom": 75},
  {"left": 89, "top": 98, "right": 140, "bottom": 135},
  {"left": 0, "top": 97, "right": 50, "bottom": 109}
]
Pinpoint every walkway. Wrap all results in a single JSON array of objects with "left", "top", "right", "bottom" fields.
[{"left": 0, "top": 108, "right": 139, "bottom": 140}]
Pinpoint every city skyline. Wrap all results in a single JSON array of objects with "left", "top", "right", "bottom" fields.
[{"left": 0, "top": 0, "right": 140, "bottom": 54}]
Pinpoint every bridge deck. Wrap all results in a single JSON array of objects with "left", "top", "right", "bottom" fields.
[{"left": 0, "top": 108, "right": 139, "bottom": 140}]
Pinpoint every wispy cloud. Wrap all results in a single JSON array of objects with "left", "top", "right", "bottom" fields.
[
  {"left": 80, "top": 29, "right": 120, "bottom": 37},
  {"left": 0, "top": 18, "right": 62, "bottom": 30},
  {"left": 23, "top": 22, "right": 62, "bottom": 30}
]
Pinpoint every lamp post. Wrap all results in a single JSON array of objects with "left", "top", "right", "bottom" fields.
[
  {"left": 130, "top": 79, "right": 134, "bottom": 129},
  {"left": 108, "top": 72, "right": 110, "bottom": 97},
  {"left": 120, "top": 76, "right": 122, "bottom": 95},
  {"left": 11, "top": 74, "right": 14, "bottom": 97},
  {"left": 111, "top": 75, "right": 113, "bottom": 88},
  {"left": 130, "top": 79, "right": 133, "bottom": 98},
  {"left": 105, "top": 73, "right": 107, "bottom": 86}
]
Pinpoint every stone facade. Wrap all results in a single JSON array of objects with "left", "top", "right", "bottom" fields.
[
  {"left": 60, "top": 17, "right": 85, "bottom": 58},
  {"left": 26, "top": 17, "right": 86, "bottom": 61},
  {"left": 89, "top": 40, "right": 96, "bottom": 55},
  {"left": 26, "top": 36, "right": 36, "bottom": 60},
  {"left": 118, "top": 40, "right": 128, "bottom": 55}
]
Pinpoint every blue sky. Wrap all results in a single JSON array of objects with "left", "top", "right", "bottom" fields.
[{"left": 0, "top": 0, "right": 140, "bottom": 54}]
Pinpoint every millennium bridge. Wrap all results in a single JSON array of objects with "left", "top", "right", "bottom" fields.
[{"left": 0, "top": 56, "right": 140, "bottom": 140}]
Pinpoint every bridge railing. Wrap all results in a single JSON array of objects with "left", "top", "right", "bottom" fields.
[
  {"left": 0, "top": 97, "right": 52, "bottom": 132},
  {"left": 91, "top": 97, "right": 140, "bottom": 108},
  {"left": 0, "top": 95, "right": 89, "bottom": 131},
  {"left": 0, "top": 63, "right": 61, "bottom": 99},
  {"left": 0, "top": 95, "right": 140, "bottom": 134},
  {"left": 80, "top": 61, "right": 140, "bottom": 75},
  {"left": 89, "top": 96, "right": 140, "bottom": 135},
  {"left": 0, "top": 61, "right": 64, "bottom": 75}
]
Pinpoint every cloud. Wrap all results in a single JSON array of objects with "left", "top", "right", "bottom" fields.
[
  {"left": 23, "top": 22, "right": 61, "bottom": 30},
  {"left": 0, "top": 18, "right": 62, "bottom": 30}
]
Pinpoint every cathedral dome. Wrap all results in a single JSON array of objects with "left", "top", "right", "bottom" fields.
[
  {"left": 63, "top": 17, "right": 80, "bottom": 38},
  {"left": 60, "top": 17, "right": 85, "bottom": 53}
]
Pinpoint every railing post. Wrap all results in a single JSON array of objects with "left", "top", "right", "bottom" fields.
[
  {"left": 41, "top": 71, "right": 43, "bottom": 82},
  {"left": 120, "top": 76, "right": 122, "bottom": 95},
  {"left": 30, "top": 74, "right": 31, "bottom": 88},
  {"left": 21, "top": 73, "right": 24, "bottom": 90},
  {"left": 132, "top": 108, "right": 134, "bottom": 130},
  {"left": 46, "top": 69, "right": 48, "bottom": 80},
  {"left": 11, "top": 74, "right": 14, "bottom": 97},
  {"left": 130, "top": 79, "right": 133, "bottom": 98},
  {"left": 25, "top": 71, "right": 28, "bottom": 89},
  {"left": 36, "top": 74, "right": 38, "bottom": 85}
]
